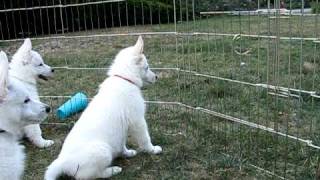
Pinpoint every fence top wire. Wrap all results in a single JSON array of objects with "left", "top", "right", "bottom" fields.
[
  {"left": 0, "top": 32, "right": 319, "bottom": 43},
  {"left": 0, "top": 0, "right": 125, "bottom": 13}
]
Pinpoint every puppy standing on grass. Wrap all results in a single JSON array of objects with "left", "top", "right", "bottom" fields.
[
  {"left": 0, "top": 51, "right": 50, "bottom": 180},
  {"left": 10, "top": 38, "right": 54, "bottom": 148},
  {"left": 45, "top": 36, "right": 162, "bottom": 180}
]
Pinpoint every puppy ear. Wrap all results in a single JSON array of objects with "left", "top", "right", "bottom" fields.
[
  {"left": 13, "top": 38, "right": 32, "bottom": 65},
  {"left": 0, "top": 51, "right": 9, "bottom": 102},
  {"left": 21, "top": 38, "right": 32, "bottom": 51},
  {"left": 134, "top": 36, "right": 144, "bottom": 54}
]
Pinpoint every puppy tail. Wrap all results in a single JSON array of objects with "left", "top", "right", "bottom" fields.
[{"left": 44, "top": 159, "right": 63, "bottom": 180}]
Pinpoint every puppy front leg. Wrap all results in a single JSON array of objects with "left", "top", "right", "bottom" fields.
[
  {"left": 130, "top": 118, "right": 162, "bottom": 155},
  {"left": 24, "top": 124, "right": 54, "bottom": 148},
  {"left": 122, "top": 146, "right": 137, "bottom": 158}
]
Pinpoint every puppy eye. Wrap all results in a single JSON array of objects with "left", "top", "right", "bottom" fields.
[
  {"left": 39, "top": 63, "right": 43, "bottom": 66},
  {"left": 24, "top": 98, "right": 30, "bottom": 103},
  {"left": 145, "top": 66, "right": 149, "bottom": 71}
]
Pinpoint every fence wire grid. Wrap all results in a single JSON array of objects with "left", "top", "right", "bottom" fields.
[{"left": 1, "top": 0, "right": 320, "bottom": 179}]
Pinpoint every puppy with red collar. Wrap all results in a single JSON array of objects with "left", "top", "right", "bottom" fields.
[{"left": 45, "top": 36, "right": 161, "bottom": 180}]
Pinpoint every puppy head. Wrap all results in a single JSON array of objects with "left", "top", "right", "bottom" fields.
[
  {"left": 30, "top": 50, "right": 54, "bottom": 81},
  {"left": 0, "top": 51, "right": 50, "bottom": 126},
  {"left": 2, "top": 87, "right": 50, "bottom": 126},
  {"left": 132, "top": 36, "right": 157, "bottom": 85},
  {"left": 112, "top": 36, "right": 157, "bottom": 86},
  {"left": 11, "top": 38, "right": 54, "bottom": 81}
]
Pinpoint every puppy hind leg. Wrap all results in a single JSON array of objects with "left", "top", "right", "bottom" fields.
[
  {"left": 74, "top": 145, "right": 122, "bottom": 179},
  {"left": 24, "top": 124, "right": 54, "bottom": 148},
  {"left": 96, "top": 166, "right": 122, "bottom": 178},
  {"left": 76, "top": 166, "right": 122, "bottom": 179}
]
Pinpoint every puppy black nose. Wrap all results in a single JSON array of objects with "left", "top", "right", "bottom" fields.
[
  {"left": 51, "top": 69, "right": 55, "bottom": 73},
  {"left": 45, "top": 106, "right": 51, "bottom": 113},
  {"left": 155, "top": 75, "right": 158, "bottom": 80}
]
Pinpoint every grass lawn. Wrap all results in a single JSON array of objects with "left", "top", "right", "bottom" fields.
[{"left": 1, "top": 14, "right": 320, "bottom": 179}]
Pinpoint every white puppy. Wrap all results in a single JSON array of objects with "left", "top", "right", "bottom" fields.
[
  {"left": 45, "top": 36, "right": 162, "bottom": 180},
  {"left": 0, "top": 51, "right": 50, "bottom": 180},
  {"left": 10, "top": 38, "right": 54, "bottom": 148}
]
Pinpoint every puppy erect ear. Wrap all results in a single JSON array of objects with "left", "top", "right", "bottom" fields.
[
  {"left": 0, "top": 51, "right": 9, "bottom": 102},
  {"left": 134, "top": 36, "right": 144, "bottom": 54},
  {"left": 13, "top": 38, "right": 32, "bottom": 65}
]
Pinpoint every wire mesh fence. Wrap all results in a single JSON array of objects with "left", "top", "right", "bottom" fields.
[{"left": 0, "top": 0, "right": 320, "bottom": 179}]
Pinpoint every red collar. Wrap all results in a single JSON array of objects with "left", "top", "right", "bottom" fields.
[{"left": 114, "top": 75, "right": 137, "bottom": 86}]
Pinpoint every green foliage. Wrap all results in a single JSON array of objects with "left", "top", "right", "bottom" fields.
[
  {"left": 311, "top": 1, "right": 320, "bottom": 13},
  {"left": 285, "top": 0, "right": 311, "bottom": 9},
  {"left": 127, "top": 0, "right": 174, "bottom": 9},
  {"left": 195, "top": 0, "right": 257, "bottom": 11}
]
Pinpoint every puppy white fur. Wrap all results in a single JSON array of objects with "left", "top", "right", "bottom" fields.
[
  {"left": 45, "top": 36, "right": 161, "bottom": 180},
  {"left": 0, "top": 51, "right": 50, "bottom": 180},
  {"left": 10, "top": 38, "right": 54, "bottom": 148}
]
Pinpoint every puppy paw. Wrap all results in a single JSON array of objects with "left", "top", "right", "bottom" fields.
[
  {"left": 123, "top": 149, "right": 137, "bottom": 158},
  {"left": 34, "top": 139, "right": 54, "bottom": 148},
  {"left": 150, "top": 145, "right": 162, "bottom": 155},
  {"left": 111, "top": 166, "right": 122, "bottom": 175}
]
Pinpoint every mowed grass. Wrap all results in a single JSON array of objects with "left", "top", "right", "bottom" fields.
[{"left": 0, "top": 15, "right": 319, "bottom": 179}]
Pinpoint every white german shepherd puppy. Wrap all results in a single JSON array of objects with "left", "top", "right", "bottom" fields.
[
  {"left": 0, "top": 51, "right": 50, "bottom": 180},
  {"left": 10, "top": 38, "right": 54, "bottom": 148},
  {"left": 45, "top": 36, "right": 162, "bottom": 180}
]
